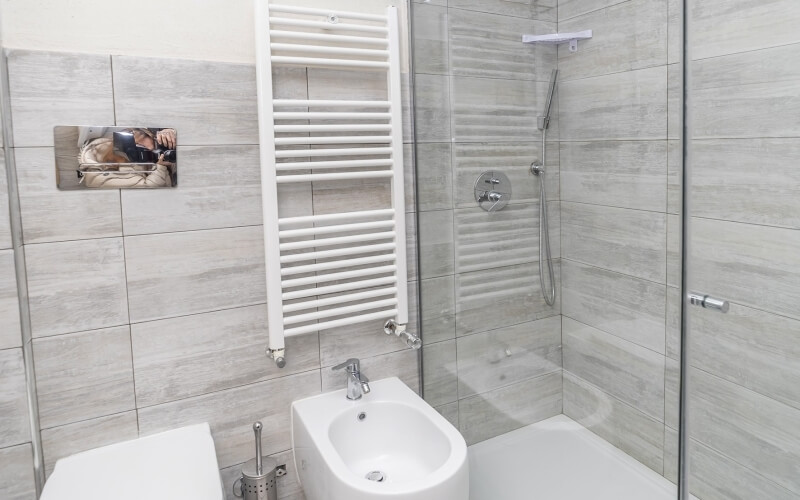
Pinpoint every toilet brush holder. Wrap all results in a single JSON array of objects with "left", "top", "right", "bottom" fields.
[{"left": 233, "top": 422, "right": 279, "bottom": 500}]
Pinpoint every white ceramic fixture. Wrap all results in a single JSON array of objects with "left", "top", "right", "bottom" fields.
[
  {"left": 40, "top": 423, "right": 224, "bottom": 500},
  {"left": 292, "top": 377, "right": 468, "bottom": 500}
]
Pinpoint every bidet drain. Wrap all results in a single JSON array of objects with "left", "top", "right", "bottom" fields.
[{"left": 365, "top": 470, "right": 386, "bottom": 482}]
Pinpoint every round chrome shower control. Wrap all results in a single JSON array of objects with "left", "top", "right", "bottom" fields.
[{"left": 474, "top": 171, "right": 511, "bottom": 212}]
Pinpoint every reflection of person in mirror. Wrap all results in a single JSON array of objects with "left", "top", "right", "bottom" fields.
[{"left": 78, "top": 128, "right": 176, "bottom": 188}]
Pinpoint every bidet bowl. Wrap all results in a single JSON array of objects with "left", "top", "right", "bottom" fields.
[{"left": 291, "top": 377, "right": 468, "bottom": 500}]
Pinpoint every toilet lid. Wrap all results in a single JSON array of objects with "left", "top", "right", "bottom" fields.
[{"left": 41, "top": 423, "right": 224, "bottom": 500}]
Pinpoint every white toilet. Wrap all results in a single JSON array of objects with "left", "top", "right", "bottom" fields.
[{"left": 40, "top": 423, "right": 224, "bottom": 500}]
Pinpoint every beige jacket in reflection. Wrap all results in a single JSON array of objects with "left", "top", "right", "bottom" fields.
[{"left": 79, "top": 137, "right": 172, "bottom": 188}]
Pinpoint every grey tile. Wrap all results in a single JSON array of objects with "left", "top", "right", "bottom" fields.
[
  {"left": 403, "top": 143, "right": 416, "bottom": 213},
  {"left": 125, "top": 226, "right": 266, "bottom": 323},
  {"left": 14, "top": 147, "right": 122, "bottom": 244},
  {"left": 449, "top": 9, "right": 555, "bottom": 80},
  {"left": 414, "top": 74, "right": 451, "bottom": 142},
  {"left": 449, "top": 0, "right": 557, "bottom": 22},
  {"left": 689, "top": 303, "right": 800, "bottom": 412},
  {"left": 7, "top": 50, "right": 114, "bottom": 147},
  {"left": 26, "top": 238, "right": 129, "bottom": 337},
  {"left": 422, "top": 339, "right": 458, "bottom": 406},
  {"left": 451, "top": 76, "right": 553, "bottom": 142},
  {"left": 417, "top": 209, "right": 454, "bottom": 278},
  {"left": 415, "top": 143, "right": 453, "bottom": 212},
  {"left": 691, "top": 139, "right": 800, "bottom": 229},
  {"left": 690, "top": 217, "right": 800, "bottom": 321},
  {"left": 557, "top": 0, "right": 668, "bottom": 81},
  {"left": 688, "top": 368, "right": 800, "bottom": 494},
  {"left": 0, "top": 348, "right": 30, "bottom": 448},
  {"left": 667, "top": 213, "right": 681, "bottom": 287},
  {"left": 563, "top": 317, "right": 665, "bottom": 420},
  {"left": 0, "top": 157, "right": 11, "bottom": 250},
  {"left": 563, "top": 371, "right": 664, "bottom": 474},
  {"left": 562, "top": 260, "right": 666, "bottom": 354},
  {"left": 559, "top": 140, "right": 668, "bottom": 212},
  {"left": 691, "top": 0, "right": 800, "bottom": 60},
  {"left": 667, "top": 0, "right": 682, "bottom": 65},
  {"left": 138, "top": 371, "right": 320, "bottom": 469},
  {"left": 405, "top": 212, "right": 418, "bottom": 281},
  {"left": 664, "top": 426, "right": 678, "bottom": 483},
  {"left": 311, "top": 176, "right": 390, "bottom": 216},
  {"left": 318, "top": 315, "right": 407, "bottom": 368},
  {"left": 435, "top": 402, "right": 460, "bottom": 430},
  {"left": 666, "top": 285, "right": 681, "bottom": 360},
  {"left": 420, "top": 275, "right": 456, "bottom": 345},
  {"left": 454, "top": 201, "right": 560, "bottom": 274},
  {"left": 452, "top": 141, "right": 559, "bottom": 208},
  {"left": 667, "top": 63, "right": 682, "bottom": 140},
  {"left": 131, "top": 305, "right": 320, "bottom": 407},
  {"left": 458, "top": 371, "right": 561, "bottom": 445},
  {"left": 121, "top": 145, "right": 264, "bottom": 235},
  {"left": 221, "top": 450, "right": 305, "bottom": 500},
  {"left": 561, "top": 202, "right": 667, "bottom": 282},
  {"left": 41, "top": 411, "right": 139, "bottom": 476},
  {"left": 34, "top": 326, "right": 135, "bottom": 429},
  {"left": 321, "top": 349, "right": 419, "bottom": 394},
  {"left": 557, "top": 0, "right": 627, "bottom": 21},
  {"left": 559, "top": 66, "right": 668, "bottom": 141},
  {"left": 113, "top": 56, "right": 257, "bottom": 145},
  {"left": 455, "top": 261, "right": 560, "bottom": 336},
  {"left": 412, "top": 3, "right": 449, "bottom": 75},
  {"left": 0, "top": 443, "right": 36, "bottom": 500},
  {"left": 307, "top": 68, "right": 385, "bottom": 101},
  {"left": 456, "top": 316, "right": 561, "bottom": 397},
  {"left": 692, "top": 43, "right": 800, "bottom": 139},
  {"left": 664, "top": 357, "right": 679, "bottom": 429},
  {"left": 667, "top": 140, "right": 681, "bottom": 215},
  {"left": 0, "top": 251, "right": 22, "bottom": 350}
]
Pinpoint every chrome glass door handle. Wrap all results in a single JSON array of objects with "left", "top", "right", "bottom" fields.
[{"left": 688, "top": 292, "right": 730, "bottom": 313}]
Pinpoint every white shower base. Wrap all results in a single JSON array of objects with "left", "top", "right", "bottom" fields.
[{"left": 469, "top": 415, "right": 680, "bottom": 500}]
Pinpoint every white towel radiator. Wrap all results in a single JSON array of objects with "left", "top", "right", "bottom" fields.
[{"left": 255, "top": 2, "right": 418, "bottom": 367}]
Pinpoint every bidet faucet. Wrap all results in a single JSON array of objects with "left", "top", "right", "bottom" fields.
[{"left": 332, "top": 358, "right": 371, "bottom": 400}]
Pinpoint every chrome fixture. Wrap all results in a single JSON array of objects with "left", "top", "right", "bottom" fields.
[
  {"left": 384, "top": 319, "right": 422, "bottom": 349},
  {"left": 233, "top": 421, "right": 281, "bottom": 500},
  {"left": 332, "top": 358, "right": 371, "bottom": 400},
  {"left": 474, "top": 171, "right": 511, "bottom": 212},
  {"left": 687, "top": 292, "right": 730, "bottom": 313},
  {"left": 532, "top": 69, "right": 558, "bottom": 307}
]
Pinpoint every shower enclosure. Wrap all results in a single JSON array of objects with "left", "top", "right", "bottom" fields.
[{"left": 410, "top": 0, "right": 800, "bottom": 499}]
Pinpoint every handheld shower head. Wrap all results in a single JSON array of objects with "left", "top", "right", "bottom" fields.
[{"left": 538, "top": 69, "right": 559, "bottom": 131}]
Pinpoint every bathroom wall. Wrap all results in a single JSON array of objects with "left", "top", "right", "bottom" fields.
[
  {"left": 675, "top": 1, "right": 800, "bottom": 498},
  {"left": 412, "top": 0, "right": 564, "bottom": 445},
  {"left": 0, "top": 2, "right": 418, "bottom": 499},
  {"left": 556, "top": 0, "right": 679, "bottom": 478}
]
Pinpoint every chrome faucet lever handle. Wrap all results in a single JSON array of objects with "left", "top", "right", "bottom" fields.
[{"left": 332, "top": 358, "right": 360, "bottom": 372}]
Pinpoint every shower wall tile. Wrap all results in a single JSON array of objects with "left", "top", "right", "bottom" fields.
[
  {"left": 664, "top": 358, "right": 679, "bottom": 430},
  {"left": 563, "top": 371, "right": 664, "bottom": 473},
  {"left": 0, "top": 348, "right": 31, "bottom": 448},
  {"left": 415, "top": 143, "right": 453, "bottom": 212},
  {"left": 667, "top": 140, "right": 681, "bottom": 215},
  {"left": 138, "top": 371, "right": 320, "bottom": 469},
  {"left": 691, "top": 138, "right": 800, "bottom": 229},
  {"left": 690, "top": 217, "right": 800, "bottom": 322},
  {"left": 559, "top": 140, "right": 668, "bottom": 212},
  {"left": 15, "top": 147, "right": 122, "bottom": 244},
  {"left": 0, "top": 443, "right": 36, "bottom": 500},
  {"left": 452, "top": 141, "right": 559, "bottom": 208},
  {"left": 455, "top": 261, "right": 560, "bottom": 336},
  {"left": 420, "top": 275, "right": 456, "bottom": 345},
  {"left": 413, "top": 3, "right": 449, "bottom": 75},
  {"left": 667, "top": 63, "right": 681, "bottom": 140},
  {"left": 435, "top": 402, "right": 460, "bottom": 429},
  {"left": 665, "top": 286, "right": 681, "bottom": 360},
  {"left": 451, "top": 76, "right": 553, "bottom": 142},
  {"left": 0, "top": 157, "right": 11, "bottom": 250},
  {"left": 414, "top": 74, "right": 452, "bottom": 143},
  {"left": 688, "top": 368, "right": 800, "bottom": 495},
  {"left": 0, "top": 251, "right": 22, "bottom": 350},
  {"left": 561, "top": 260, "right": 666, "bottom": 354},
  {"left": 124, "top": 225, "right": 266, "bottom": 323},
  {"left": 557, "top": 0, "right": 627, "bottom": 22},
  {"left": 557, "top": 0, "right": 668, "bottom": 81},
  {"left": 458, "top": 371, "right": 562, "bottom": 445},
  {"left": 689, "top": 303, "right": 800, "bottom": 412},
  {"left": 448, "top": 9, "right": 556, "bottom": 81},
  {"left": 121, "top": 145, "right": 263, "bottom": 235},
  {"left": 456, "top": 316, "right": 561, "bottom": 397},
  {"left": 561, "top": 202, "right": 666, "bottom": 283},
  {"left": 667, "top": 0, "right": 681, "bottom": 64},
  {"left": 25, "top": 237, "right": 129, "bottom": 338},
  {"left": 113, "top": 56, "right": 258, "bottom": 146},
  {"left": 691, "top": 0, "right": 800, "bottom": 60},
  {"left": 131, "top": 305, "right": 319, "bottom": 407},
  {"left": 33, "top": 326, "right": 135, "bottom": 429},
  {"left": 448, "top": 0, "right": 557, "bottom": 22},
  {"left": 6, "top": 50, "right": 114, "bottom": 147},
  {"left": 40, "top": 411, "right": 139, "bottom": 477},
  {"left": 417, "top": 209, "right": 455, "bottom": 279},
  {"left": 666, "top": 213, "right": 681, "bottom": 287},
  {"left": 422, "top": 339, "right": 458, "bottom": 407},
  {"left": 559, "top": 65, "right": 668, "bottom": 141},
  {"left": 563, "top": 317, "right": 665, "bottom": 420}
]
